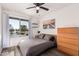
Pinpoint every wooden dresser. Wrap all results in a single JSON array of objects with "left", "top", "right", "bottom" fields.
[{"left": 57, "top": 27, "right": 79, "bottom": 56}]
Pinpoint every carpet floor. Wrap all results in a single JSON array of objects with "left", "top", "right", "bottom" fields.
[
  {"left": 39, "top": 48, "right": 67, "bottom": 56},
  {"left": 0, "top": 47, "right": 68, "bottom": 56}
]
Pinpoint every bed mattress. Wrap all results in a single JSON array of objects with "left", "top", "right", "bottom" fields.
[{"left": 18, "top": 39, "right": 54, "bottom": 56}]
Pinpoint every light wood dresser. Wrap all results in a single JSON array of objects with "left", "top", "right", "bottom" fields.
[{"left": 57, "top": 27, "right": 79, "bottom": 56}]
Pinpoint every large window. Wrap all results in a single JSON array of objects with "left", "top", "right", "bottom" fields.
[{"left": 9, "top": 17, "right": 29, "bottom": 38}]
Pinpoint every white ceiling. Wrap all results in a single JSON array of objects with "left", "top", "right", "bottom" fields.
[{"left": 1, "top": 3, "right": 72, "bottom": 18}]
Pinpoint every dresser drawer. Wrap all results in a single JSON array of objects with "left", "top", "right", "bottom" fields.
[
  {"left": 57, "top": 33, "right": 79, "bottom": 39},
  {"left": 58, "top": 45, "right": 78, "bottom": 56},
  {"left": 57, "top": 42, "right": 78, "bottom": 50},
  {"left": 57, "top": 27, "right": 79, "bottom": 56},
  {"left": 57, "top": 36, "right": 78, "bottom": 46},
  {"left": 58, "top": 28, "right": 79, "bottom": 34}
]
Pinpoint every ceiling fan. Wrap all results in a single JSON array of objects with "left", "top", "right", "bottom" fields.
[{"left": 26, "top": 3, "right": 49, "bottom": 13}]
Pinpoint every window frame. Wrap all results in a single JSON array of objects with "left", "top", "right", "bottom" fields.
[{"left": 9, "top": 17, "right": 29, "bottom": 36}]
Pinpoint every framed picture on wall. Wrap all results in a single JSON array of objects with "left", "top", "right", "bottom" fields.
[{"left": 43, "top": 19, "right": 55, "bottom": 29}]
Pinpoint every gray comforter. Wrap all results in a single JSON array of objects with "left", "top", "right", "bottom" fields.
[{"left": 18, "top": 39, "right": 54, "bottom": 56}]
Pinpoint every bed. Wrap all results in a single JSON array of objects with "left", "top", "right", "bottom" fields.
[{"left": 18, "top": 39, "right": 54, "bottom": 56}]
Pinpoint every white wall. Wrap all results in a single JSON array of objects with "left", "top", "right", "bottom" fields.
[
  {"left": 31, "top": 17, "right": 40, "bottom": 37},
  {"left": 39, "top": 4, "right": 79, "bottom": 35},
  {"left": 55, "top": 4, "right": 79, "bottom": 28},
  {"left": 3, "top": 10, "right": 31, "bottom": 20}
]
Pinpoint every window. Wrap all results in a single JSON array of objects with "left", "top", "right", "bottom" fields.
[
  {"left": 9, "top": 17, "right": 29, "bottom": 37},
  {"left": 9, "top": 17, "right": 29, "bottom": 46}
]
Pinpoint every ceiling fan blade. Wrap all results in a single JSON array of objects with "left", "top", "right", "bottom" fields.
[
  {"left": 40, "top": 3, "right": 45, "bottom": 5},
  {"left": 40, "top": 6, "right": 49, "bottom": 11},
  {"left": 36, "top": 10, "right": 39, "bottom": 13},
  {"left": 26, "top": 6, "right": 36, "bottom": 9}
]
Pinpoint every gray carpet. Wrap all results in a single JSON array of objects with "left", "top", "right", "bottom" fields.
[
  {"left": 40, "top": 48, "right": 67, "bottom": 56},
  {"left": 1, "top": 47, "right": 67, "bottom": 56}
]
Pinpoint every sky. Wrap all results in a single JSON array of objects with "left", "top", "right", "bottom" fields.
[{"left": 9, "top": 19, "right": 29, "bottom": 29}]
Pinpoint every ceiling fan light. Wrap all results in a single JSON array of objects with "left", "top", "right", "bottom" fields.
[{"left": 36, "top": 7, "right": 40, "bottom": 10}]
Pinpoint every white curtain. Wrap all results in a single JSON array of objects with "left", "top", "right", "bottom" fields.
[
  {"left": 2, "top": 13, "right": 9, "bottom": 48},
  {"left": 0, "top": 6, "right": 2, "bottom": 54},
  {"left": 28, "top": 20, "right": 32, "bottom": 39}
]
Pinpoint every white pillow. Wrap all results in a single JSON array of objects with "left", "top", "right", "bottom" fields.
[{"left": 44, "top": 35, "right": 52, "bottom": 41}]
